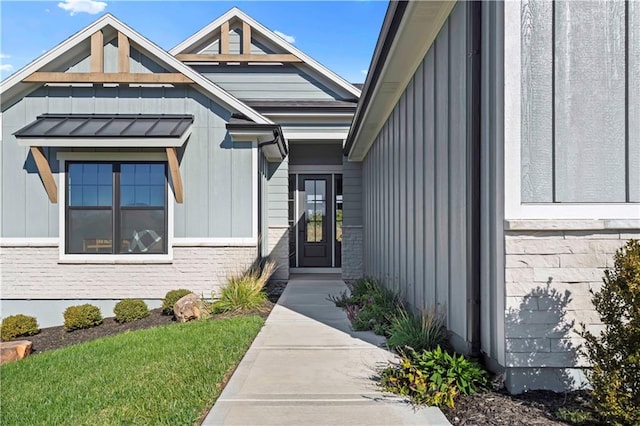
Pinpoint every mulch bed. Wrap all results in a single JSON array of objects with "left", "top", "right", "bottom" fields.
[
  {"left": 441, "top": 389, "right": 598, "bottom": 425},
  {"left": 18, "top": 281, "right": 288, "bottom": 355}
]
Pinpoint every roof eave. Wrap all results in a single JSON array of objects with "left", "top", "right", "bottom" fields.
[{"left": 345, "top": 1, "right": 457, "bottom": 161}]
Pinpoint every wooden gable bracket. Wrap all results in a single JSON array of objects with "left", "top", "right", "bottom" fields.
[
  {"left": 175, "top": 19, "right": 302, "bottom": 64},
  {"left": 23, "top": 30, "right": 194, "bottom": 85},
  {"left": 166, "top": 147, "right": 184, "bottom": 203},
  {"left": 30, "top": 147, "right": 58, "bottom": 203}
]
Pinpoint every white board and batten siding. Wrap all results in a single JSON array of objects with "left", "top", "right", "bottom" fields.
[
  {"left": 361, "top": 2, "right": 473, "bottom": 354},
  {"left": 1, "top": 84, "right": 254, "bottom": 240}
]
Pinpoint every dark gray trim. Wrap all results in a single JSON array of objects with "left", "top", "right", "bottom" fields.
[
  {"left": 14, "top": 114, "right": 194, "bottom": 139},
  {"left": 344, "top": 0, "right": 409, "bottom": 155},
  {"left": 244, "top": 99, "right": 357, "bottom": 113}
]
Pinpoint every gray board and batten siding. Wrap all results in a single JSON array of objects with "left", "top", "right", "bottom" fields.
[
  {"left": 195, "top": 65, "right": 347, "bottom": 101},
  {"left": 361, "top": 2, "right": 479, "bottom": 355},
  {"left": 521, "top": 0, "right": 640, "bottom": 203},
  {"left": 1, "top": 83, "right": 254, "bottom": 239}
]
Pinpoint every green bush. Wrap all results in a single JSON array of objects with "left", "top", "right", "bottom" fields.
[
  {"left": 113, "top": 299, "right": 150, "bottom": 323},
  {"left": 213, "top": 260, "right": 277, "bottom": 314},
  {"left": 0, "top": 314, "right": 39, "bottom": 341},
  {"left": 162, "top": 289, "right": 192, "bottom": 315},
  {"left": 380, "top": 346, "right": 489, "bottom": 408},
  {"left": 330, "top": 277, "right": 402, "bottom": 336},
  {"left": 387, "top": 307, "right": 447, "bottom": 353},
  {"left": 580, "top": 239, "right": 640, "bottom": 425},
  {"left": 63, "top": 304, "right": 103, "bottom": 331}
]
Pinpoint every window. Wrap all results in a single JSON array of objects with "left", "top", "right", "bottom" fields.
[{"left": 66, "top": 162, "right": 167, "bottom": 254}]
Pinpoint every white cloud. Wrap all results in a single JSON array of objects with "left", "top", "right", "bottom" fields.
[
  {"left": 0, "top": 64, "right": 14, "bottom": 72},
  {"left": 361, "top": 69, "right": 368, "bottom": 76},
  {"left": 0, "top": 53, "right": 10, "bottom": 59},
  {"left": 58, "top": 0, "right": 107, "bottom": 16},
  {"left": 274, "top": 30, "right": 295, "bottom": 44}
]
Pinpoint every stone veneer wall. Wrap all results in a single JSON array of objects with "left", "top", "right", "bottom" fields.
[
  {"left": 267, "top": 226, "right": 289, "bottom": 280},
  {"left": 503, "top": 222, "right": 640, "bottom": 393},
  {"left": 1, "top": 243, "right": 257, "bottom": 313},
  {"left": 342, "top": 225, "right": 363, "bottom": 281}
]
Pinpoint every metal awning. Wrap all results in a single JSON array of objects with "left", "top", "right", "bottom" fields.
[{"left": 14, "top": 114, "right": 194, "bottom": 147}]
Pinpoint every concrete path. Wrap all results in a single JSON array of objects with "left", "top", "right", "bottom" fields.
[{"left": 203, "top": 275, "right": 451, "bottom": 426}]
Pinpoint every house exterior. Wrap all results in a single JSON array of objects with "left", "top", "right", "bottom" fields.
[
  {"left": 0, "top": 8, "right": 360, "bottom": 327},
  {"left": 346, "top": 0, "right": 639, "bottom": 393},
  {"left": 2, "top": 0, "right": 639, "bottom": 395}
]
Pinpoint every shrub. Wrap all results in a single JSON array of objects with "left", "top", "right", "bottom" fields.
[
  {"left": 214, "top": 260, "right": 277, "bottom": 314},
  {"left": 0, "top": 314, "right": 39, "bottom": 341},
  {"left": 380, "top": 346, "right": 489, "bottom": 408},
  {"left": 387, "top": 307, "right": 447, "bottom": 353},
  {"left": 579, "top": 239, "right": 640, "bottom": 425},
  {"left": 329, "top": 276, "right": 402, "bottom": 336},
  {"left": 162, "top": 289, "right": 192, "bottom": 315},
  {"left": 113, "top": 299, "right": 150, "bottom": 323},
  {"left": 63, "top": 304, "right": 103, "bottom": 331}
]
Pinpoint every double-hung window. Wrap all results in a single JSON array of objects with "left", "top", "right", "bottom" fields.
[{"left": 66, "top": 162, "right": 168, "bottom": 254}]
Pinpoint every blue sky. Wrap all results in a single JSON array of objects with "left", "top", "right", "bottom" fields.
[{"left": 0, "top": 0, "right": 389, "bottom": 83}]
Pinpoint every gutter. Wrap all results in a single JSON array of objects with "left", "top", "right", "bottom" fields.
[
  {"left": 344, "top": 0, "right": 409, "bottom": 156},
  {"left": 226, "top": 121, "right": 288, "bottom": 160}
]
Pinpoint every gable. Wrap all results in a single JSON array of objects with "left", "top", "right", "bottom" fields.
[
  {"left": 171, "top": 7, "right": 360, "bottom": 102},
  {"left": 0, "top": 14, "right": 270, "bottom": 125}
]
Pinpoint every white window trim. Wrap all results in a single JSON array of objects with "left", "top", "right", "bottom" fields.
[
  {"left": 56, "top": 152, "right": 174, "bottom": 263},
  {"left": 504, "top": 1, "right": 640, "bottom": 221}
]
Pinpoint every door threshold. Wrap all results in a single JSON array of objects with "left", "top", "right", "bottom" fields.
[{"left": 290, "top": 267, "right": 342, "bottom": 274}]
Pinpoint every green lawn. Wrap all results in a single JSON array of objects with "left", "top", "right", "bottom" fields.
[{"left": 0, "top": 316, "right": 264, "bottom": 425}]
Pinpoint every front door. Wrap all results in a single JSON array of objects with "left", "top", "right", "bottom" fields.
[{"left": 297, "top": 174, "right": 332, "bottom": 267}]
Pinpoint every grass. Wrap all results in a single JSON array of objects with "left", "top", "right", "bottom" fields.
[{"left": 0, "top": 316, "right": 264, "bottom": 425}]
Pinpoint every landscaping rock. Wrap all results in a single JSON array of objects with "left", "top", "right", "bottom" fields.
[
  {"left": 173, "top": 293, "right": 206, "bottom": 322},
  {"left": 0, "top": 340, "right": 33, "bottom": 364}
]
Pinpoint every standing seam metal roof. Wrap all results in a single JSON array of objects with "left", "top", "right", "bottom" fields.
[{"left": 14, "top": 114, "right": 194, "bottom": 138}]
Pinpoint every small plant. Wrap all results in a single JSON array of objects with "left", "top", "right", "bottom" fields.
[
  {"left": 114, "top": 299, "right": 150, "bottom": 323},
  {"left": 0, "top": 314, "right": 39, "bottom": 341},
  {"left": 380, "top": 346, "right": 489, "bottom": 408},
  {"left": 579, "top": 239, "right": 640, "bottom": 425},
  {"left": 63, "top": 304, "right": 103, "bottom": 331},
  {"left": 162, "top": 289, "right": 192, "bottom": 315},
  {"left": 555, "top": 407, "right": 596, "bottom": 425},
  {"left": 330, "top": 277, "right": 402, "bottom": 336},
  {"left": 387, "top": 307, "right": 447, "bottom": 353},
  {"left": 213, "top": 260, "right": 277, "bottom": 314}
]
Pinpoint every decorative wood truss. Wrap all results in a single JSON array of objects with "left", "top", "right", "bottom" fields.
[
  {"left": 23, "top": 30, "right": 194, "bottom": 85},
  {"left": 175, "top": 18, "right": 302, "bottom": 64}
]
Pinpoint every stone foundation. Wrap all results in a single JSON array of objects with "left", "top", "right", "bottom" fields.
[
  {"left": 342, "top": 225, "right": 363, "bottom": 281},
  {"left": 267, "top": 226, "right": 290, "bottom": 280},
  {"left": 503, "top": 223, "right": 639, "bottom": 393},
  {"left": 1, "top": 243, "right": 257, "bottom": 326}
]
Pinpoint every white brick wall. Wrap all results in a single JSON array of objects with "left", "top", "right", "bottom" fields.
[
  {"left": 1, "top": 245, "right": 257, "bottom": 299},
  {"left": 267, "top": 226, "right": 289, "bottom": 280},
  {"left": 504, "top": 229, "right": 639, "bottom": 372},
  {"left": 342, "top": 225, "right": 363, "bottom": 280}
]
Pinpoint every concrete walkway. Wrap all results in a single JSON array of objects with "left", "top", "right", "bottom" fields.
[{"left": 203, "top": 275, "right": 451, "bottom": 425}]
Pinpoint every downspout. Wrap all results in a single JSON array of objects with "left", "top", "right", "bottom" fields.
[{"left": 467, "top": 0, "right": 482, "bottom": 357}]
